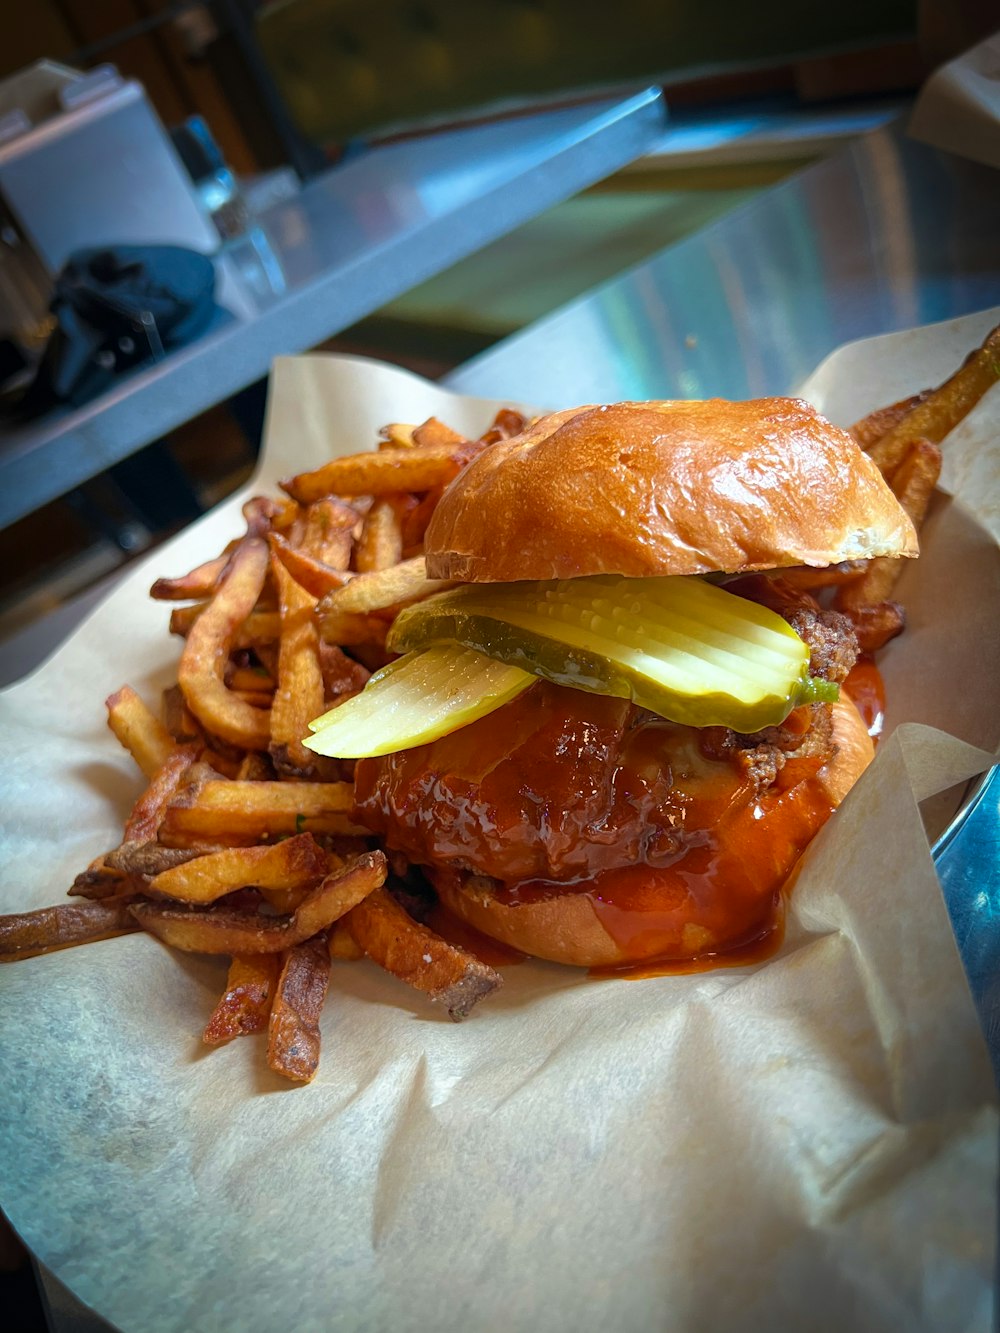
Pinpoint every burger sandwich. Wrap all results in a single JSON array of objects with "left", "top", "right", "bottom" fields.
[{"left": 305, "top": 399, "right": 917, "bottom": 971}]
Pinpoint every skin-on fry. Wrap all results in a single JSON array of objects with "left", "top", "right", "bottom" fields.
[
  {"left": 843, "top": 601, "right": 907, "bottom": 652},
  {"left": 106, "top": 686, "right": 176, "bottom": 779},
  {"left": 318, "top": 643, "right": 370, "bottom": 701},
  {"left": 866, "top": 323, "right": 1000, "bottom": 477},
  {"left": 0, "top": 897, "right": 139, "bottom": 961},
  {"left": 836, "top": 438, "right": 941, "bottom": 611},
  {"left": 178, "top": 538, "right": 272, "bottom": 750},
  {"left": 355, "top": 497, "right": 405, "bottom": 573},
  {"left": 316, "top": 608, "right": 388, "bottom": 650},
  {"left": 317, "top": 556, "right": 453, "bottom": 617},
  {"left": 150, "top": 834, "right": 329, "bottom": 905},
  {"left": 412, "top": 417, "right": 468, "bottom": 449},
  {"left": 150, "top": 547, "right": 235, "bottom": 601},
  {"left": 269, "top": 554, "right": 331, "bottom": 778},
  {"left": 122, "top": 743, "right": 202, "bottom": 844},
  {"left": 131, "top": 851, "right": 387, "bottom": 953},
  {"left": 281, "top": 442, "right": 463, "bottom": 504},
  {"left": 268, "top": 532, "right": 352, "bottom": 600},
  {"left": 267, "top": 936, "right": 332, "bottom": 1082},
  {"left": 329, "top": 918, "right": 364, "bottom": 960},
  {"left": 347, "top": 887, "right": 501, "bottom": 1019},
  {"left": 68, "top": 855, "right": 129, "bottom": 901},
  {"left": 157, "top": 779, "right": 364, "bottom": 845},
  {"left": 849, "top": 392, "right": 930, "bottom": 450},
  {"left": 169, "top": 605, "right": 283, "bottom": 647},
  {"left": 774, "top": 561, "right": 867, "bottom": 591},
  {"left": 203, "top": 953, "right": 281, "bottom": 1044}
]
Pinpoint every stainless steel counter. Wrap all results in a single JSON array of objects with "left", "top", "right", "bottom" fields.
[
  {"left": 0, "top": 88, "right": 664, "bottom": 530},
  {"left": 447, "top": 122, "right": 1000, "bottom": 405}
]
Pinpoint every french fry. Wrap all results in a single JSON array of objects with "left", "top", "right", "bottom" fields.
[
  {"left": 843, "top": 601, "right": 907, "bottom": 652},
  {"left": 170, "top": 605, "right": 283, "bottom": 647},
  {"left": 268, "top": 532, "right": 352, "bottom": 601},
  {"left": 302, "top": 497, "right": 358, "bottom": 566},
  {"left": 235, "top": 752, "right": 274, "bottom": 782},
  {"left": 267, "top": 936, "right": 331, "bottom": 1082},
  {"left": 775, "top": 561, "right": 867, "bottom": 591},
  {"left": 379, "top": 422, "right": 416, "bottom": 448},
  {"left": 316, "top": 608, "right": 389, "bottom": 650},
  {"left": 178, "top": 538, "right": 272, "bottom": 750},
  {"left": 104, "top": 842, "right": 216, "bottom": 877},
  {"left": 836, "top": 439, "right": 941, "bottom": 611},
  {"left": 120, "top": 743, "right": 201, "bottom": 844},
  {"left": 867, "top": 324, "right": 1000, "bottom": 477},
  {"left": 150, "top": 547, "right": 236, "bottom": 601},
  {"left": 281, "top": 442, "right": 462, "bottom": 503},
  {"left": 318, "top": 556, "right": 452, "bottom": 617},
  {"left": 157, "top": 779, "right": 363, "bottom": 845},
  {"left": 268, "top": 555, "right": 328, "bottom": 777},
  {"left": 131, "top": 851, "right": 386, "bottom": 954},
  {"left": 0, "top": 898, "right": 139, "bottom": 961},
  {"left": 106, "top": 686, "right": 176, "bottom": 779},
  {"left": 226, "top": 665, "right": 276, "bottom": 693},
  {"left": 412, "top": 417, "right": 468, "bottom": 448},
  {"left": 149, "top": 834, "right": 329, "bottom": 905},
  {"left": 347, "top": 887, "right": 501, "bottom": 1019},
  {"left": 317, "top": 643, "right": 370, "bottom": 701},
  {"left": 849, "top": 392, "right": 930, "bottom": 450},
  {"left": 203, "top": 953, "right": 281, "bottom": 1044},
  {"left": 355, "top": 497, "right": 405, "bottom": 573},
  {"left": 329, "top": 918, "right": 364, "bottom": 960},
  {"left": 68, "top": 855, "right": 129, "bottom": 901}
]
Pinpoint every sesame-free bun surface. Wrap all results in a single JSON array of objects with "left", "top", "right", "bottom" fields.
[
  {"left": 434, "top": 696, "right": 874, "bottom": 968},
  {"left": 425, "top": 399, "right": 918, "bottom": 582}
]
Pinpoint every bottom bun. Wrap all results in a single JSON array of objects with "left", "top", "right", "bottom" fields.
[{"left": 436, "top": 697, "right": 874, "bottom": 969}]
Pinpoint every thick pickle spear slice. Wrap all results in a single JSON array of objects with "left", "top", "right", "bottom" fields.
[
  {"left": 389, "top": 574, "right": 836, "bottom": 731},
  {"left": 303, "top": 644, "right": 533, "bottom": 757}
]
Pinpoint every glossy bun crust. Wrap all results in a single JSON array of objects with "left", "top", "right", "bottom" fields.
[
  {"left": 435, "top": 696, "right": 874, "bottom": 968},
  {"left": 425, "top": 399, "right": 917, "bottom": 582}
]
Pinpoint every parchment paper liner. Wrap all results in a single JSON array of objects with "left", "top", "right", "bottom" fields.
[{"left": 1, "top": 308, "right": 998, "bottom": 1333}]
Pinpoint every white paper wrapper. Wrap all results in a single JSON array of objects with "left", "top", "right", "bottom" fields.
[{"left": 1, "top": 312, "right": 998, "bottom": 1333}]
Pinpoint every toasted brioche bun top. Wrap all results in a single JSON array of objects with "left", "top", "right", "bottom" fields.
[{"left": 425, "top": 399, "right": 918, "bottom": 582}]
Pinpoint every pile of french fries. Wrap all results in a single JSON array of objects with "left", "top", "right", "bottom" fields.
[{"left": 1, "top": 329, "right": 996, "bottom": 1084}]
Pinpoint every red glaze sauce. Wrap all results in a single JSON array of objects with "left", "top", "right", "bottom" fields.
[{"left": 353, "top": 682, "right": 835, "bottom": 970}]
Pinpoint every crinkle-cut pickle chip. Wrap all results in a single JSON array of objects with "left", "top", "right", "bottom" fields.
[
  {"left": 303, "top": 644, "right": 534, "bottom": 758},
  {"left": 387, "top": 574, "right": 837, "bottom": 732}
]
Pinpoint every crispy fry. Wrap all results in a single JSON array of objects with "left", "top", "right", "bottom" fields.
[
  {"left": 317, "top": 643, "right": 370, "bottom": 701},
  {"left": 268, "top": 532, "right": 352, "bottom": 600},
  {"left": 867, "top": 324, "right": 1000, "bottom": 477},
  {"left": 104, "top": 842, "right": 215, "bottom": 877},
  {"left": 203, "top": 953, "right": 281, "bottom": 1044},
  {"left": 843, "top": 601, "right": 907, "bottom": 652},
  {"left": 150, "top": 834, "right": 329, "bottom": 905},
  {"left": 162, "top": 685, "right": 204, "bottom": 742},
  {"left": 316, "top": 608, "right": 389, "bottom": 650},
  {"left": 235, "top": 751, "right": 274, "bottom": 782},
  {"left": 157, "top": 779, "right": 363, "bottom": 845},
  {"left": 412, "top": 417, "right": 468, "bottom": 449},
  {"left": 0, "top": 898, "right": 139, "bottom": 961},
  {"left": 282, "top": 442, "right": 462, "bottom": 504},
  {"left": 106, "top": 686, "right": 176, "bottom": 779},
  {"left": 355, "top": 497, "right": 405, "bottom": 573},
  {"left": 178, "top": 538, "right": 272, "bottom": 750},
  {"left": 227, "top": 665, "right": 276, "bottom": 693},
  {"left": 836, "top": 439, "right": 941, "bottom": 610},
  {"left": 329, "top": 918, "right": 364, "bottom": 960},
  {"left": 169, "top": 605, "right": 282, "bottom": 647},
  {"left": 302, "top": 497, "right": 358, "bottom": 564},
  {"left": 318, "top": 556, "right": 452, "bottom": 617},
  {"left": 775, "top": 561, "right": 867, "bottom": 591},
  {"left": 150, "top": 547, "right": 235, "bottom": 601},
  {"left": 268, "top": 555, "right": 331, "bottom": 778},
  {"left": 131, "top": 851, "right": 386, "bottom": 953},
  {"left": 267, "top": 936, "right": 331, "bottom": 1082},
  {"left": 120, "top": 743, "right": 201, "bottom": 845},
  {"left": 379, "top": 422, "right": 416, "bottom": 448},
  {"left": 849, "top": 392, "right": 930, "bottom": 450},
  {"left": 347, "top": 887, "right": 501, "bottom": 1019},
  {"left": 68, "top": 855, "right": 129, "bottom": 901}
]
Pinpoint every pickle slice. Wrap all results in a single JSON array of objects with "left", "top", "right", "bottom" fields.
[
  {"left": 388, "top": 574, "right": 837, "bottom": 731},
  {"left": 303, "top": 644, "right": 534, "bottom": 758}
]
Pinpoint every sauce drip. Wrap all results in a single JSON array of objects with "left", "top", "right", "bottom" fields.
[{"left": 354, "top": 682, "right": 835, "bottom": 969}]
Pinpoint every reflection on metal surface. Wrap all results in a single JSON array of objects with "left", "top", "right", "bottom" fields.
[{"left": 448, "top": 125, "right": 1000, "bottom": 407}]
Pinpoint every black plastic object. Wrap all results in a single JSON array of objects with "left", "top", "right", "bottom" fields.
[{"left": 13, "top": 245, "right": 218, "bottom": 416}]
